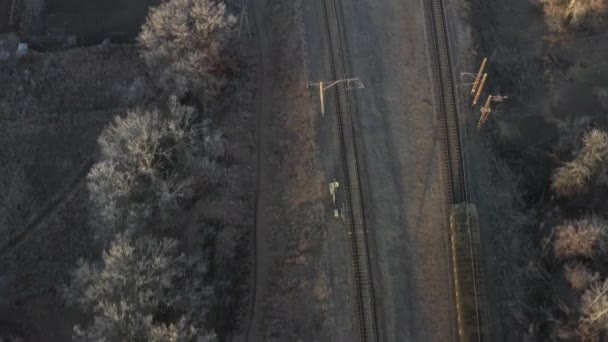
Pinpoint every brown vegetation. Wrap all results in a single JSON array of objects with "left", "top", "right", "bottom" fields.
[
  {"left": 553, "top": 217, "right": 606, "bottom": 259},
  {"left": 580, "top": 279, "right": 608, "bottom": 338},
  {"left": 551, "top": 129, "right": 608, "bottom": 197},
  {"left": 538, "top": 0, "right": 608, "bottom": 32},
  {"left": 564, "top": 262, "right": 599, "bottom": 291}
]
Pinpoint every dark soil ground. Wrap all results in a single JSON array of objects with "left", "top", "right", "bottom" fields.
[
  {"left": 42, "top": 0, "right": 160, "bottom": 44},
  {"left": 0, "top": 0, "right": 11, "bottom": 33}
]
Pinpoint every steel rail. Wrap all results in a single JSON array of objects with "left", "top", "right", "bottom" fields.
[
  {"left": 424, "top": 0, "right": 487, "bottom": 341},
  {"left": 320, "top": 0, "right": 378, "bottom": 341}
]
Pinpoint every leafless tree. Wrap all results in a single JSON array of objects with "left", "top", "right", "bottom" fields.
[
  {"left": 580, "top": 279, "right": 608, "bottom": 338},
  {"left": 138, "top": 0, "right": 237, "bottom": 98},
  {"left": 551, "top": 129, "right": 608, "bottom": 197},
  {"left": 87, "top": 97, "right": 226, "bottom": 242},
  {"left": 553, "top": 216, "right": 607, "bottom": 260},
  {"left": 564, "top": 262, "right": 599, "bottom": 291},
  {"left": 65, "top": 233, "right": 215, "bottom": 342},
  {"left": 538, "top": 0, "right": 608, "bottom": 32}
]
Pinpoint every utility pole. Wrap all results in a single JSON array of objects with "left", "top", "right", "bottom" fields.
[
  {"left": 472, "top": 73, "right": 488, "bottom": 107},
  {"left": 478, "top": 95, "right": 508, "bottom": 129},
  {"left": 470, "top": 58, "right": 487, "bottom": 98},
  {"left": 307, "top": 78, "right": 364, "bottom": 116}
]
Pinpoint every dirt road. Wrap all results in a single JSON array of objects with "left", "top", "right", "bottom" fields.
[{"left": 302, "top": 0, "right": 456, "bottom": 340}]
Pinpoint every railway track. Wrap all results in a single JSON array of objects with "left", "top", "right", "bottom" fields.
[
  {"left": 425, "top": 0, "right": 489, "bottom": 341},
  {"left": 425, "top": 0, "right": 468, "bottom": 204},
  {"left": 320, "top": 0, "right": 378, "bottom": 341}
]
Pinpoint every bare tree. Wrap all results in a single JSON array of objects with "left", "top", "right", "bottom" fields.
[
  {"left": 65, "top": 233, "right": 215, "bottom": 342},
  {"left": 551, "top": 129, "right": 608, "bottom": 197},
  {"left": 554, "top": 216, "right": 607, "bottom": 260},
  {"left": 87, "top": 97, "right": 226, "bottom": 242},
  {"left": 564, "top": 262, "right": 599, "bottom": 291},
  {"left": 580, "top": 279, "right": 608, "bottom": 338},
  {"left": 138, "top": 0, "right": 237, "bottom": 98},
  {"left": 538, "top": 0, "right": 608, "bottom": 32}
]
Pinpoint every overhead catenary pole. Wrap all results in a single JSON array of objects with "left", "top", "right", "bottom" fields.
[
  {"left": 320, "top": 81, "right": 325, "bottom": 116},
  {"left": 478, "top": 95, "right": 493, "bottom": 129},
  {"left": 472, "top": 73, "right": 488, "bottom": 107},
  {"left": 470, "top": 58, "right": 487, "bottom": 97},
  {"left": 477, "top": 94, "right": 508, "bottom": 129},
  {"left": 307, "top": 78, "right": 364, "bottom": 116}
]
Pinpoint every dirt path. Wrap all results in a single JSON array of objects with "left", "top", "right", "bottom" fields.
[
  {"left": 243, "top": 0, "right": 272, "bottom": 340},
  {"left": 0, "top": 159, "right": 92, "bottom": 256}
]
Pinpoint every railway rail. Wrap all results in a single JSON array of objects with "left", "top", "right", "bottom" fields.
[
  {"left": 424, "top": 0, "right": 489, "bottom": 341},
  {"left": 320, "top": 0, "right": 378, "bottom": 341},
  {"left": 425, "top": 0, "right": 468, "bottom": 205}
]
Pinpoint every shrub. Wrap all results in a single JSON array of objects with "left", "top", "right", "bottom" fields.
[
  {"left": 554, "top": 216, "right": 607, "bottom": 259},
  {"left": 580, "top": 279, "right": 608, "bottom": 338},
  {"left": 564, "top": 262, "right": 599, "bottom": 291},
  {"left": 65, "top": 233, "right": 215, "bottom": 342},
  {"left": 538, "top": 0, "right": 608, "bottom": 32},
  {"left": 138, "top": 0, "right": 237, "bottom": 98},
  {"left": 551, "top": 129, "right": 608, "bottom": 197},
  {"left": 87, "top": 97, "right": 226, "bottom": 242}
]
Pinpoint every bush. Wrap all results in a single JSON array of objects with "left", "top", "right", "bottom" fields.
[
  {"left": 138, "top": 0, "right": 237, "bottom": 98},
  {"left": 538, "top": 0, "right": 608, "bottom": 32},
  {"left": 580, "top": 279, "right": 608, "bottom": 338},
  {"left": 551, "top": 129, "right": 608, "bottom": 197},
  {"left": 65, "top": 233, "right": 215, "bottom": 342},
  {"left": 553, "top": 216, "right": 607, "bottom": 259},
  {"left": 87, "top": 97, "right": 226, "bottom": 242},
  {"left": 564, "top": 262, "right": 599, "bottom": 291}
]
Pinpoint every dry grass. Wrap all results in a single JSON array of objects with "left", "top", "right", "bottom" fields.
[
  {"left": 551, "top": 129, "right": 608, "bottom": 197},
  {"left": 564, "top": 262, "right": 599, "bottom": 291},
  {"left": 553, "top": 216, "right": 607, "bottom": 259},
  {"left": 538, "top": 0, "right": 608, "bottom": 32}
]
